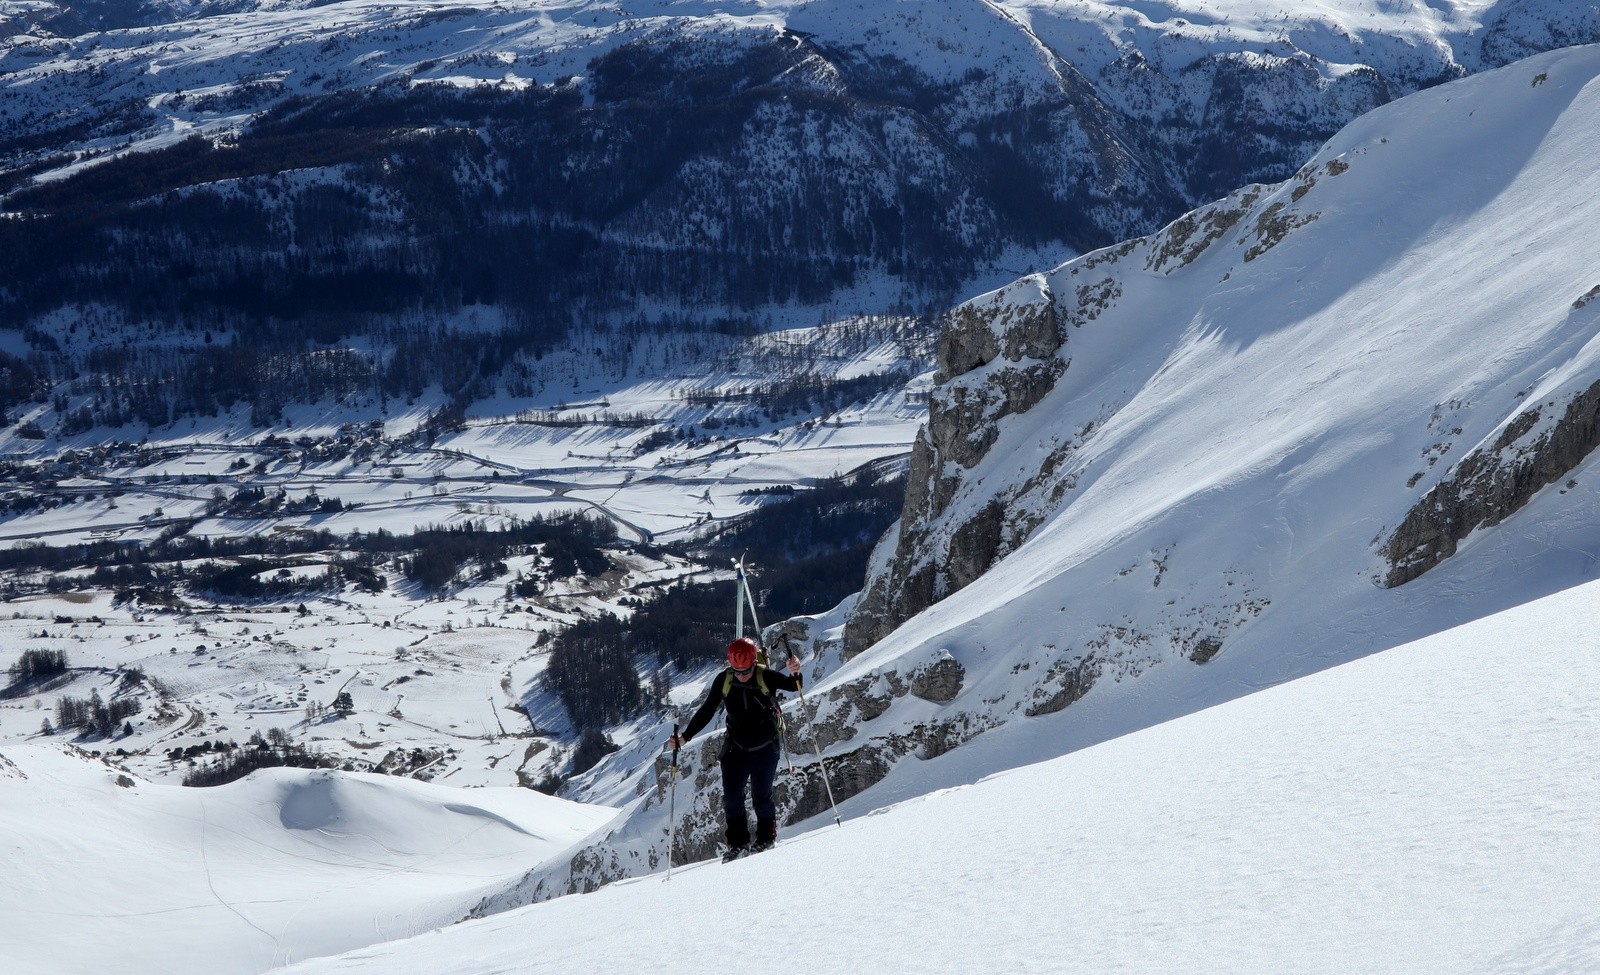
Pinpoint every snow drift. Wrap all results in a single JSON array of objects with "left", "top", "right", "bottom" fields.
[{"left": 0, "top": 748, "right": 615, "bottom": 975}]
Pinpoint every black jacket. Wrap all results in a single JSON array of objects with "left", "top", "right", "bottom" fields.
[{"left": 682, "top": 666, "right": 801, "bottom": 753}]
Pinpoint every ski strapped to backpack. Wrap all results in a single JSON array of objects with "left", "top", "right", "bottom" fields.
[{"left": 732, "top": 557, "right": 791, "bottom": 769}]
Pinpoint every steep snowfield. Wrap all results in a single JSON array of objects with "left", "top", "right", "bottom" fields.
[
  {"left": 4, "top": 12, "right": 1600, "bottom": 975},
  {"left": 0, "top": 748, "right": 615, "bottom": 975},
  {"left": 281, "top": 577, "right": 1600, "bottom": 975},
  {"left": 838, "top": 41, "right": 1600, "bottom": 766}
]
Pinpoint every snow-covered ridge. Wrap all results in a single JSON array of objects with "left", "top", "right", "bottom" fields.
[
  {"left": 843, "top": 39, "right": 1600, "bottom": 783},
  {"left": 854, "top": 39, "right": 1600, "bottom": 653},
  {"left": 2, "top": 0, "right": 1583, "bottom": 141},
  {"left": 3, "top": 0, "right": 1596, "bottom": 249},
  {"left": 1, "top": 0, "right": 1582, "bottom": 190}
]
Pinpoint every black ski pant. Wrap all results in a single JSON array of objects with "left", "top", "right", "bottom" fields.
[{"left": 720, "top": 740, "right": 779, "bottom": 848}]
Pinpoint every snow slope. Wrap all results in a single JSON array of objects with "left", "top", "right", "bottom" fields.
[
  {"left": 281, "top": 576, "right": 1600, "bottom": 975},
  {"left": 505, "top": 40, "right": 1600, "bottom": 898},
  {"left": 0, "top": 748, "right": 616, "bottom": 975},
  {"left": 841, "top": 41, "right": 1600, "bottom": 761}
]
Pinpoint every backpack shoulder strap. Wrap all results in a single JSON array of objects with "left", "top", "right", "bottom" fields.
[{"left": 721, "top": 667, "right": 772, "bottom": 696}]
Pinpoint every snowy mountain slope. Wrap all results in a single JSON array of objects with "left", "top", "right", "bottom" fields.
[
  {"left": 850, "top": 41, "right": 1600, "bottom": 654},
  {"left": 497, "top": 40, "right": 1600, "bottom": 900},
  {"left": 837, "top": 38, "right": 1600, "bottom": 792},
  {"left": 4, "top": 0, "right": 1582, "bottom": 179},
  {"left": 0, "top": 744, "right": 616, "bottom": 975},
  {"left": 5, "top": 0, "right": 1590, "bottom": 204},
  {"left": 284, "top": 576, "right": 1600, "bottom": 975}
]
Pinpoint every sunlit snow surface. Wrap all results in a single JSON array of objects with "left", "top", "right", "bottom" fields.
[
  {"left": 435, "top": 39, "right": 1600, "bottom": 923},
  {"left": 13, "top": 578, "right": 1597, "bottom": 974},
  {"left": 267, "top": 578, "right": 1600, "bottom": 975},
  {"left": 0, "top": 751, "right": 616, "bottom": 975}
]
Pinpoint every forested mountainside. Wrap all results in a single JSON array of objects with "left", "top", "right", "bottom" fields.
[{"left": 2, "top": 0, "right": 1597, "bottom": 428}]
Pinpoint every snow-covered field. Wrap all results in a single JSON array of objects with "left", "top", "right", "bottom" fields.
[
  {"left": 0, "top": 746, "right": 617, "bottom": 975},
  {"left": 0, "top": 317, "right": 928, "bottom": 795},
  {"left": 0, "top": 318, "right": 931, "bottom": 548},
  {"left": 10, "top": 572, "right": 1595, "bottom": 975}
]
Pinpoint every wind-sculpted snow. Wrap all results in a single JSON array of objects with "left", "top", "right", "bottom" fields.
[{"left": 0, "top": 745, "right": 615, "bottom": 974}]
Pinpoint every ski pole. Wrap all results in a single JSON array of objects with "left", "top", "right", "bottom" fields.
[
  {"left": 781, "top": 635, "right": 842, "bottom": 828},
  {"left": 794, "top": 678, "right": 842, "bottom": 828},
  {"left": 776, "top": 704, "right": 796, "bottom": 776},
  {"left": 665, "top": 723, "right": 680, "bottom": 880},
  {"left": 740, "top": 566, "right": 835, "bottom": 823}
]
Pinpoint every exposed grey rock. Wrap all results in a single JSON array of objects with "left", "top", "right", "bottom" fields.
[
  {"left": 1023, "top": 657, "right": 1100, "bottom": 717},
  {"left": 1187, "top": 636, "right": 1223, "bottom": 664},
  {"left": 844, "top": 280, "right": 1068, "bottom": 657},
  {"left": 1145, "top": 187, "right": 1261, "bottom": 274},
  {"left": 843, "top": 173, "right": 1336, "bottom": 663},
  {"left": 910, "top": 654, "right": 965, "bottom": 703},
  {"left": 1382, "top": 375, "right": 1600, "bottom": 587}
]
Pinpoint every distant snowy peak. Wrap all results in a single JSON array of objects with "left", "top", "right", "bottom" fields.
[
  {"left": 1481, "top": 0, "right": 1600, "bottom": 67},
  {"left": 1, "top": 0, "right": 337, "bottom": 34},
  {"left": 4, "top": 0, "right": 1600, "bottom": 374},
  {"left": 5, "top": 1, "right": 1600, "bottom": 205}
]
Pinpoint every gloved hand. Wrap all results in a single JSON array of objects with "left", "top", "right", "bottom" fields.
[
  {"left": 668, "top": 733, "right": 685, "bottom": 751},
  {"left": 786, "top": 656, "right": 801, "bottom": 676}
]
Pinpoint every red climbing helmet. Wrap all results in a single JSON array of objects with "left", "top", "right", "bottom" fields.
[{"left": 727, "top": 637, "right": 759, "bottom": 671}]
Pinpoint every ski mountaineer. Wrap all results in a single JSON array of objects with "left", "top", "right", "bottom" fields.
[{"left": 669, "top": 636, "right": 802, "bottom": 860}]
